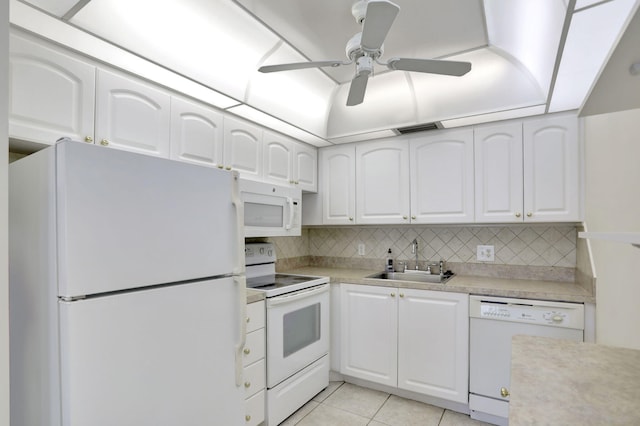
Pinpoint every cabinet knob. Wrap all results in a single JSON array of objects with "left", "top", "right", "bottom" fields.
[
  {"left": 515, "top": 212, "right": 521, "bottom": 218},
  {"left": 294, "top": 180, "right": 299, "bottom": 185},
  {"left": 84, "top": 136, "right": 93, "bottom": 143},
  {"left": 403, "top": 215, "right": 407, "bottom": 220},
  {"left": 527, "top": 212, "right": 532, "bottom": 217},
  {"left": 243, "top": 348, "right": 250, "bottom": 355},
  {"left": 390, "top": 292, "right": 395, "bottom": 297},
  {"left": 245, "top": 415, "right": 251, "bottom": 422},
  {"left": 399, "top": 293, "right": 404, "bottom": 298},
  {"left": 100, "top": 139, "right": 109, "bottom": 146},
  {"left": 290, "top": 180, "right": 295, "bottom": 184},
  {"left": 217, "top": 164, "right": 224, "bottom": 169},
  {"left": 225, "top": 166, "right": 232, "bottom": 171},
  {"left": 349, "top": 217, "right": 354, "bottom": 221},
  {"left": 246, "top": 317, "right": 250, "bottom": 323},
  {"left": 500, "top": 387, "right": 510, "bottom": 397},
  {"left": 244, "top": 381, "right": 251, "bottom": 388},
  {"left": 411, "top": 215, "right": 416, "bottom": 220}
]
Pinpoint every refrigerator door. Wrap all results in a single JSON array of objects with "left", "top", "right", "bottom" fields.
[
  {"left": 58, "top": 277, "right": 244, "bottom": 426},
  {"left": 55, "top": 141, "right": 242, "bottom": 298}
]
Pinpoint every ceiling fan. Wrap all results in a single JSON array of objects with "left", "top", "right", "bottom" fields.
[{"left": 258, "top": 0, "right": 472, "bottom": 106}]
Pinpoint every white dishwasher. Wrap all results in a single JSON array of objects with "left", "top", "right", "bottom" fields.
[{"left": 469, "top": 295, "right": 584, "bottom": 426}]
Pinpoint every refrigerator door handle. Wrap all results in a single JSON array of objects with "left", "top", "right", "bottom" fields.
[
  {"left": 231, "top": 172, "right": 246, "bottom": 275},
  {"left": 234, "top": 274, "right": 247, "bottom": 387}
]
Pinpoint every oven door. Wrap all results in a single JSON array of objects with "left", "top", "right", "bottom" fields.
[{"left": 266, "top": 284, "right": 330, "bottom": 388}]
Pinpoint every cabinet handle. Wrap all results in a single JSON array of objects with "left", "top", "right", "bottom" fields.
[
  {"left": 244, "top": 381, "right": 251, "bottom": 388},
  {"left": 527, "top": 212, "right": 532, "bottom": 217},
  {"left": 246, "top": 316, "right": 250, "bottom": 323},
  {"left": 243, "top": 348, "right": 250, "bottom": 355},
  {"left": 515, "top": 212, "right": 521, "bottom": 218},
  {"left": 500, "top": 387, "right": 510, "bottom": 397},
  {"left": 245, "top": 415, "right": 251, "bottom": 422},
  {"left": 100, "top": 139, "right": 109, "bottom": 146},
  {"left": 84, "top": 136, "right": 93, "bottom": 143},
  {"left": 390, "top": 292, "right": 395, "bottom": 297}
]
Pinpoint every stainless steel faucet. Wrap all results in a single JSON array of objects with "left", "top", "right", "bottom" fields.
[{"left": 411, "top": 238, "right": 419, "bottom": 270}]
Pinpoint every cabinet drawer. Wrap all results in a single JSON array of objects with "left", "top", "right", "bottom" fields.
[
  {"left": 243, "top": 358, "right": 266, "bottom": 399},
  {"left": 246, "top": 301, "right": 265, "bottom": 333},
  {"left": 244, "top": 389, "right": 265, "bottom": 426},
  {"left": 243, "top": 328, "right": 265, "bottom": 367}
]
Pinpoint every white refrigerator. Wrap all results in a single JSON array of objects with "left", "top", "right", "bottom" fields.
[{"left": 9, "top": 140, "right": 247, "bottom": 426}]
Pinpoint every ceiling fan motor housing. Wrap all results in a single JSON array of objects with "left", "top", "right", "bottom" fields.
[{"left": 346, "top": 32, "right": 384, "bottom": 60}]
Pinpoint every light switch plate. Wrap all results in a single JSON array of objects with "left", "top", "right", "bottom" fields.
[{"left": 477, "top": 245, "right": 495, "bottom": 262}]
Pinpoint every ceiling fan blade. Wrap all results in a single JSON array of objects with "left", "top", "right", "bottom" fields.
[
  {"left": 258, "top": 60, "right": 345, "bottom": 73},
  {"left": 346, "top": 72, "right": 370, "bottom": 106},
  {"left": 360, "top": 0, "right": 400, "bottom": 51},
  {"left": 387, "top": 58, "right": 472, "bottom": 76}
]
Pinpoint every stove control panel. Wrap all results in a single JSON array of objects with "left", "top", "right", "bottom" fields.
[{"left": 245, "top": 242, "right": 276, "bottom": 266}]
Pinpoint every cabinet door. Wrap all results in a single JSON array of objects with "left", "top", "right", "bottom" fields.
[
  {"left": 523, "top": 115, "right": 580, "bottom": 222},
  {"left": 95, "top": 69, "right": 171, "bottom": 157},
  {"left": 293, "top": 142, "right": 318, "bottom": 192},
  {"left": 223, "top": 116, "right": 263, "bottom": 180},
  {"left": 169, "top": 96, "right": 224, "bottom": 168},
  {"left": 397, "top": 289, "right": 469, "bottom": 403},
  {"left": 340, "top": 284, "right": 398, "bottom": 387},
  {"left": 263, "top": 130, "right": 294, "bottom": 186},
  {"left": 9, "top": 33, "right": 95, "bottom": 145},
  {"left": 410, "top": 129, "right": 474, "bottom": 223},
  {"left": 356, "top": 140, "right": 410, "bottom": 224},
  {"left": 321, "top": 145, "right": 356, "bottom": 225},
  {"left": 474, "top": 122, "right": 524, "bottom": 223}
]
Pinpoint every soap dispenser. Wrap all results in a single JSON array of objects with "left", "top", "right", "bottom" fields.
[{"left": 385, "top": 248, "right": 394, "bottom": 272}]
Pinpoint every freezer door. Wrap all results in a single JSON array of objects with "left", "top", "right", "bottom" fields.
[
  {"left": 55, "top": 141, "right": 241, "bottom": 297},
  {"left": 58, "top": 277, "right": 244, "bottom": 426}
]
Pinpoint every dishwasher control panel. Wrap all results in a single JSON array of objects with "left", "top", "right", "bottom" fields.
[{"left": 470, "top": 295, "right": 584, "bottom": 329}]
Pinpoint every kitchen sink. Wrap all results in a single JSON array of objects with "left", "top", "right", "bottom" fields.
[{"left": 365, "top": 271, "right": 455, "bottom": 284}]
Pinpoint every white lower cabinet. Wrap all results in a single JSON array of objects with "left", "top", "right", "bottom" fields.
[
  {"left": 340, "top": 284, "right": 469, "bottom": 403},
  {"left": 243, "top": 300, "right": 266, "bottom": 425}
]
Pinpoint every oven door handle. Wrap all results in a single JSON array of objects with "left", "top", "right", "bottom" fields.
[{"left": 267, "top": 284, "right": 329, "bottom": 307}]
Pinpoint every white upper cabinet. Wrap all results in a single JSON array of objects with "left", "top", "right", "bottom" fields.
[
  {"left": 356, "top": 140, "right": 410, "bottom": 224},
  {"left": 169, "top": 96, "right": 224, "bottom": 168},
  {"left": 263, "top": 130, "right": 294, "bottom": 187},
  {"left": 263, "top": 132, "right": 318, "bottom": 192},
  {"left": 474, "top": 122, "right": 524, "bottom": 222},
  {"left": 9, "top": 33, "right": 95, "bottom": 145},
  {"left": 523, "top": 115, "right": 580, "bottom": 222},
  {"left": 223, "top": 116, "right": 263, "bottom": 180},
  {"left": 95, "top": 69, "right": 171, "bottom": 157},
  {"left": 321, "top": 145, "right": 356, "bottom": 225},
  {"left": 475, "top": 114, "right": 581, "bottom": 223},
  {"left": 293, "top": 143, "right": 318, "bottom": 193},
  {"left": 410, "top": 129, "right": 475, "bottom": 223}
]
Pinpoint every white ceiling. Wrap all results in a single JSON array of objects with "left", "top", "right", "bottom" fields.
[{"left": 14, "top": 0, "right": 640, "bottom": 146}]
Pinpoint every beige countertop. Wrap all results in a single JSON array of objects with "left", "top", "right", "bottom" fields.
[
  {"left": 280, "top": 266, "right": 594, "bottom": 303},
  {"left": 246, "top": 289, "right": 265, "bottom": 304},
  {"left": 510, "top": 335, "right": 640, "bottom": 425}
]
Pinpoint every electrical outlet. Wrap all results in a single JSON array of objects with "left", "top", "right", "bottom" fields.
[
  {"left": 358, "top": 243, "right": 365, "bottom": 256},
  {"left": 476, "top": 245, "right": 495, "bottom": 262}
]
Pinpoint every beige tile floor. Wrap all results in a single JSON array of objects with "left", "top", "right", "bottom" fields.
[{"left": 279, "top": 382, "right": 491, "bottom": 426}]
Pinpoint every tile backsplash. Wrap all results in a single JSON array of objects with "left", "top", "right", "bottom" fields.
[{"left": 258, "top": 224, "right": 577, "bottom": 270}]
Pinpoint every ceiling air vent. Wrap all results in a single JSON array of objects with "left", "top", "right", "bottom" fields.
[{"left": 396, "top": 122, "right": 442, "bottom": 135}]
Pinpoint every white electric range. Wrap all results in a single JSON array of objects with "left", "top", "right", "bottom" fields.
[{"left": 245, "top": 243, "right": 330, "bottom": 426}]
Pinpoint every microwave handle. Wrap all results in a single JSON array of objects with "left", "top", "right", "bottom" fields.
[{"left": 285, "top": 197, "right": 294, "bottom": 230}]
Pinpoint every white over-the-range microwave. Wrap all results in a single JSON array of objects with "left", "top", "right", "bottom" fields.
[{"left": 240, "top": 179, "right": 301, "bottom": 237}]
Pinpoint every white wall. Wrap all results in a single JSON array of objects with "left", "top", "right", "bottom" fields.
[
  {"left": 1, "top": 0, "right": 10, "bottom": 423},
  {"left": 584, "top": 108, "right": 640, "bottom": 350}
]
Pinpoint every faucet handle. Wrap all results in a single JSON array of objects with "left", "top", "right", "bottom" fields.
[{"left": 397, "top": 261, "right": 406, "bottom": 272}]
